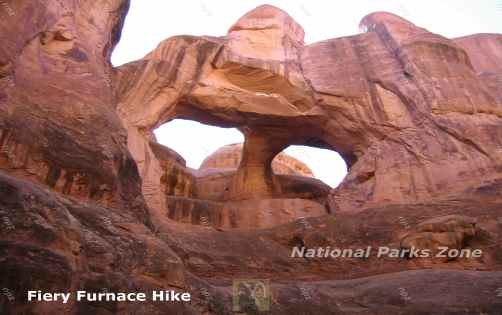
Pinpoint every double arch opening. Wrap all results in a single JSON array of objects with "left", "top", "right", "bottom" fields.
[
  {"left": 151, "top": 118, "right": 348, "bottom": 228},
  {"left": 154, "top": 119, "right": 347, "bottom": 187}
]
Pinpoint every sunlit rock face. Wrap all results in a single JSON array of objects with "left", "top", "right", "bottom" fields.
[
  {"left": 116, "top": 7, "right": 502, "bottom": 215},
  {"left": 453, "top": 33, "right": 502, "bottom": 74},
  {"left": 2, "top": 2, "right": 502, "bottom": 314},
  {"left": 304, "top": 11, "right": 502, "bottom": 212},
  {"left": 453, "top": 33, "right": 502, "bottom": 103}
]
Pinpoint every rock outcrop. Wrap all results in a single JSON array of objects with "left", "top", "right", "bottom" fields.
[
  {"left": 157, "top": 142, "right": 330, "bottom": 229},
  {"left": 200, "top": 143, "right": 315, "bottom": 178},
  {"left": 399, "top": 215, "right": 478, "bottom": 262},
  {"left": 0, "top": 0, "right": 144, "bottom": 218},
  {"left": 1, "top": 2, "right": 502, "bottom": 314},
  {"left": 115, "top": 7, "right": 502, "bottom": 216}
]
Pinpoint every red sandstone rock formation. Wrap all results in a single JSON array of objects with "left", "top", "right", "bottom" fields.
[
  {"left": 200, "top": 143, "right": 315, "bottom": 178},
  {"left": 155, "top": 141, "right": 330, "bottom": 230},
  {"left": 116, "top": 8, "right": 502, "bottom": 216},
  {"left": 1, "top": 2, "right": 502, "bottom": 314}
]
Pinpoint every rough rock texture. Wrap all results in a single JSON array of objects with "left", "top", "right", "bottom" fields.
[
  {"left": 200, "top": 143, "right": 315, "bottom": 178},
  {"left": 1, "top": 2, "right": 502, "bottom": 314},
  {"left": 454, "top": 33, "right": 502, "bottom": 104},
  {"left": 148, "top": 139, "right": 330, "bottom": 229},
  {"left": 0, "top": 0, "right": 145, "bottom": 218},
  {"left": 156, "top": 142, "right": 330, "bottom": 229},
  {"left": 116, "top": 8, "right": 502, "bottom": 216},
  {"left": 399, "top": 215, "right": 478, "bottom": 262},
  {"left": 454, "top": 33, "right": 502, "bottom": 74}
]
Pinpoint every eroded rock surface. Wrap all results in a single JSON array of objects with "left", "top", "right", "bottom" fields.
[
  {"left": 116, "top": 7, "right": 502, "bottom": 216},
  {"left": 155, "top": 142, "right": 330, "bottom": 229},
  {"left": 200, "top": 143, "right": 315, "bottom": 178},
  {"left": 1, "top": 2, "right": 502, "bottom": 314},
  {"left": 399, "top": 215, "right": 478, "bottom": 262}
]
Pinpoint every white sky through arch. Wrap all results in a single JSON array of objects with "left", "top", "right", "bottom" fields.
[
  {"left": 113, "top": 0, "right": 502, "bottom": 66},
  {"left": 154, "top": 120, "right": 348, "bottom": 188}
]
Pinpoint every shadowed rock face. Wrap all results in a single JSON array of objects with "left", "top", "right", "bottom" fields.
[
  {"left": 0, "top": 0, "right": 149, "bottom": 223},
  {"left": 153, "top": 141, "right": 331, "bottom": 230},
  {"left": 1, "top": 2, "right": 502, "bottom": 314}
]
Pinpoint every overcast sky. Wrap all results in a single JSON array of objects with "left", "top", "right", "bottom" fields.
[{"left": 112, "top": 0, "right": 502, "bottom": 187}]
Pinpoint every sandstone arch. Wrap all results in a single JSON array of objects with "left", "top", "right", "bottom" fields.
[
  {"left": 114, "top": 5, "right": 351, "bottom": 219},
  {"left": 115, "top": 5, "right": 502, "bottom": 223},
  {"left": 1, "top": 2, "right": 502, "bottom": 313}
]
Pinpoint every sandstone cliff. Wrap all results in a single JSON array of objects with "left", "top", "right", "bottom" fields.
[{"left": 1, "top": 2, "right": 502, "bottom": 314}]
